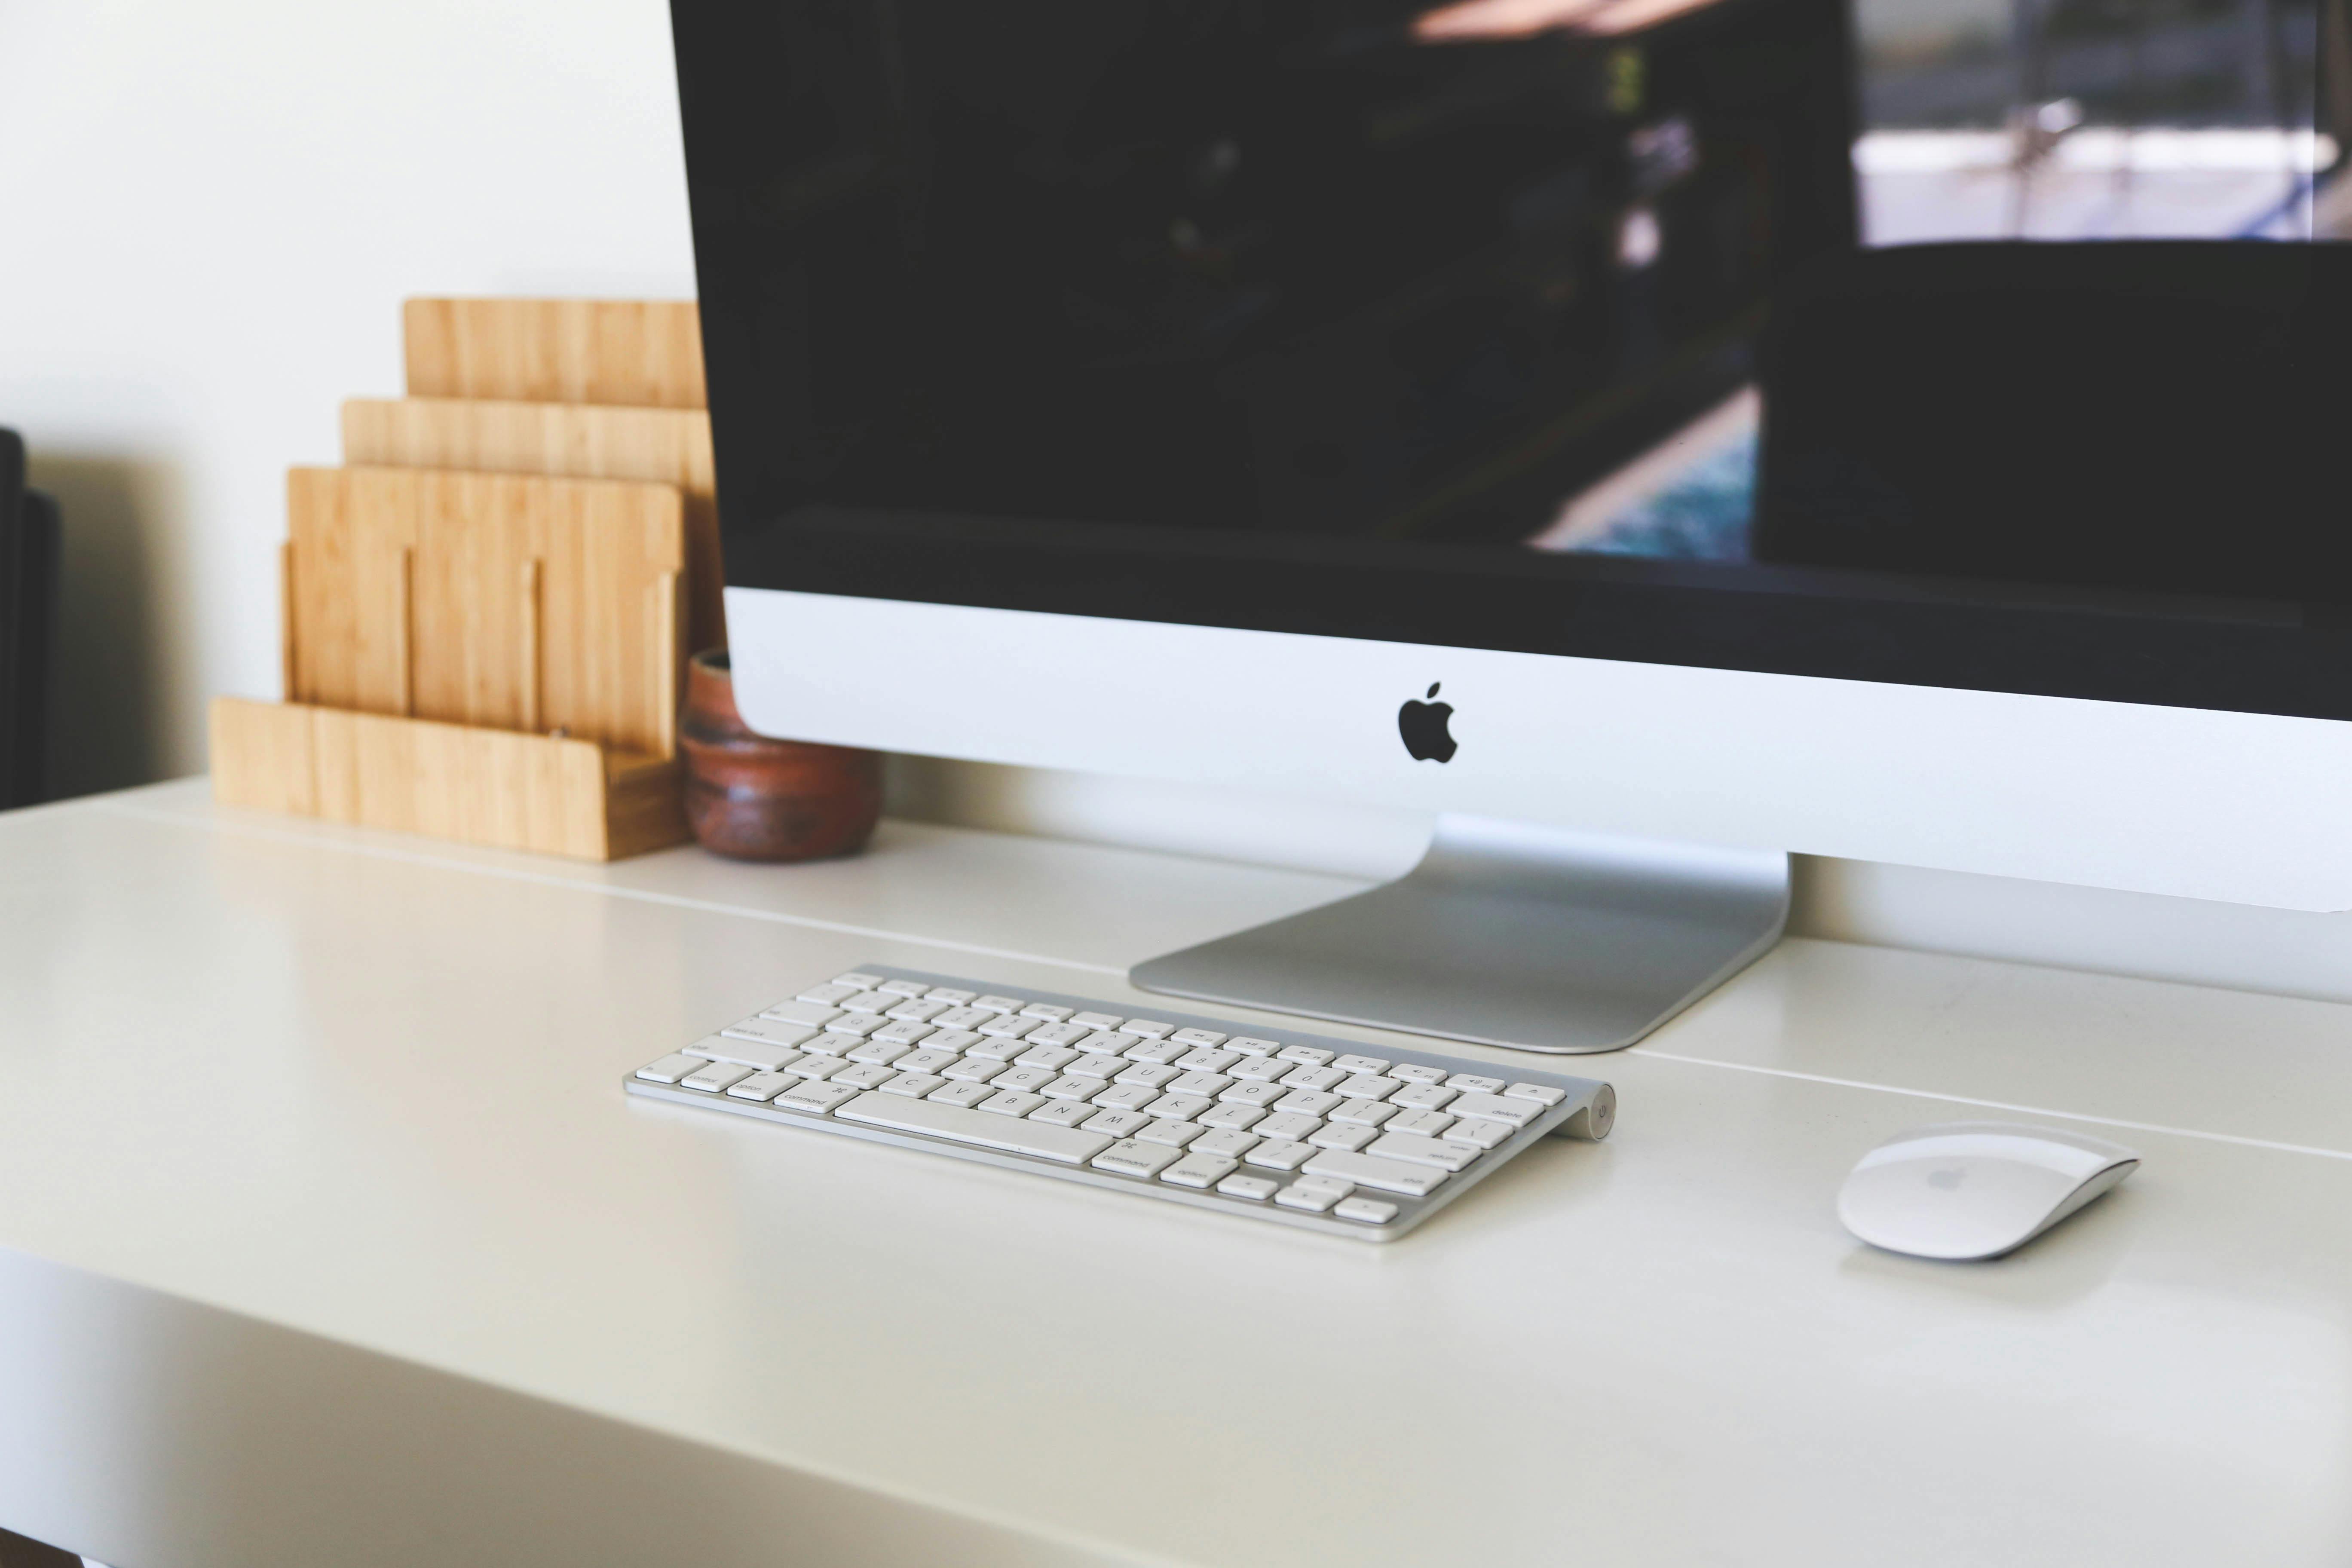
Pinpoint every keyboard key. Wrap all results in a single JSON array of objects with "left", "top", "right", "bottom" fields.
[
  {"left": 969, "top": 994, "right": 1025, "bottom": 1014},
  {"left": 762, "top": 1001, "right": 842, "bottom": 1026},
  {"left": 895, "top": 1047, "right": 961, "bottom": 1075},
  {"left": 1243, "top": 1139, "right": 1316, "bottom": 1172},
  {"left": 1016, "top": 1042, "right": 1082, "bottom": 1072},
  {"left": 831, "top": 971, "right": 886, "bottom": 989},
  {"left": 1143, "top": 1093, "right": 1213, "bottom": 1122},
  {"left": 846, "top": 1039, "right": 913, "bottom": 1065},
  {"left": 1113, "top": 1062, "right": 1182, "bottom": 1089},
  {"left": 1229, "top": 1056, "right": 1290, "bottom": 1082},
  {"left": 1385, "top": 1109, "right": 1458, "bottom": 1138},
  {"left": 833, "top": 1062, "right": 899, "bottom": 1090},
  {"left": 836, "top": 991, "right": 894, "bottom": 1014},
  {"left": 979, "top": 1090, "right": 1050, "bottom": 1118},
  {"left": 964, "top": 1035, "right": 1030, "bottom": 1062},
  {"left": 1161, "top": 1152, "right": 1239, "bottom": 1188},
  {"left": 1280, "top": 1064, "right": 1347, "bottom": 1093},
  {"left": 1093, "top": 1140, "right": 1182, "bottom": 1178},
  {"left": 884, "top": 998, "right": 949, "bottom": 1023},
  {"left": 1333, "top": 1054, "right": 1390, "bottom": 1075},
  {"left": 1366, "top": 1133, "right": 1482, "bottom": 1171},
  {"left": 1447, "top": 1074, "right": 1507, "bottom": 1096},
  {"left": 924, "top": 1029, "right": 986, "bottom": 1054},
  {"left": 1276, "top": 1175, "right": 1354, "bottom": 1212},
  {"left": 1506, "top": 1082, "right": 1567, "bottom": 1106},
  {"left": 836, "top": 1091, "right": 1114, "bottom": 1164},
  {"left": 634, "top": 1052, "right": 705, "bottom": 1084},
  {"left": 688, "top": 1037, "right": 804, "bottom": 1072},
  {"left": 1075, "top": 1030, "right": 1132, "bottom": 1054},
  {"left": 1447, "top": 1117, "right": 1513, "bottom": 1150},
  {"left": 1198, "top": 1102, "right": 1267, "bottom": 1131},
  {"left": 1217, "top": 1081, "right": 1287, "bottom": 1109},
  {"left": 1041, "top": 1075, "right": 1103, "bottom": 1102},
  {"left": 1276, "top": 1045, "right": 1335, "bottom": 1067},
  {"left": 1020, "top": 1003, "right": 1075, "bottom": 1022},
  {"left": 979, "top": 1014, "right": 1042, "bottom": 1039},
  {"left": 989, "top": 1064, "right": 1054, "bottom": 1093},
  {"left": 796, "top": 983, "right": 864, "bottom": 1006},
  {"left": 1309, "top": 1122, "right": 1379, "bottom": 1152},
  {"left": 722, "top": 1018, "right": 821, "bottom": 1050},
  {"left": 1119, "top": 1019, "right": 1175, "bottom": 1040},
  {"left": 1169, "top": 1027, "right": 1228, "bottom": 1048},
  {"left": 880, "top": 1072, "right": 949, "bottom": 1099},
  {"left": 928, "top": 1081, "right": 996, "bottom": 1109},
  {"left": 924, "top": 988, "right": 977, "bottom": 1004},
  {"left": 1063, "top": 1053, "right": 1126, "bottom": 1080},
  {"left": 943, "top": 1057, "right": 1006, "bottom": 1083},
  {"left": 682, "top": 1062, "right": 755, "bottom": 1093},
  {"left": 1081, "top": 1109, "right": 1154, "bottom": 1139},
  {"left": 1390, "top": 1063, "right": 1448, "bottom": 1085},
  {"left": 785, "top": 1055, "right": 845, "bottom": 1081},
  {"left": 1390, "top": 1083, "right": 1459, "bottom": 1112},
  {"left": 1168, "top": 1070, "right": 1234, "bottom": 1097},
  {"left": 931, "top": 1007, "right": 995, "bottom": 1031},
  {"left": 1256, "top": 1111, "right": 1323, "bottom": 1143},
  {"left": 1224, "top": 1036, "right": 1281, "bottom": 1057},
  {"left": 1328, "top": 1099, "right": 1401, "bottom": 1127},
  {"left": 1218, "top": 1172, "right": 1279, "bottom": 1201},
  {"left": 1174, "top": 1047, "right": 1241, "bottom": 1073},
  {"left": 1334, "top": 1197, "right": 1401, "bottom": 1225},
  {"left": 1136, "top": 1118, "right": 1205, "bottom": 1147},
  {"left": 796, "top": 1033, "right": 850, "bottom": 1057},
  {"left": 1025, "top": 1020, "right": 1092, "bottom": 1047},
  {"left": 1191, "top": 1128, "right": 1261, "bottom": 1158},
  {"left": 1301, "top": 1150, "right": 1449, "bottom": 1197},
  {"left": 1273, "top": 1089, "right": 1343, "bottom": 1118},
  {"left": 775, "top": 1080, "right": 860, "bottom": 1115},
  {"left": 1071, "top": 1011, "right": 1124, "bottom": 1030},
  {"left": 1121, "top": 1038, "right": 1188, "bottom": 1065},
  {"left": 1029, "top": 1100, "right": 1096, "bottom": 1128},
  {"left": 1447, "top": 1092, "right": 1542, "bottom": 1127},
  {"left": 876, "top": 977, "right": 931, "bottom": 997},
  {"left": 1338, "top": 1074, "right": 1400, "bottom": 1101},
  {"left": 727, "top": 1071, "right": 799, "bottom": 1102},
  {"left": 823, "top": 1014, "right": 885, "bottom": 1038},
  {"left": 1090, "top": 1083, "right": 1162, "bottom": 1113}
]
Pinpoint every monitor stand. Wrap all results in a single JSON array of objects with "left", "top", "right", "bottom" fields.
[{"left": 1130, "top": 815, "right": 1790, "bottom": 1055}]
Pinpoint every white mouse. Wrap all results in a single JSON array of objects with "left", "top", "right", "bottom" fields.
[{"left": 1838, "top": 1121, "right": 2140, "bottom": 1260}]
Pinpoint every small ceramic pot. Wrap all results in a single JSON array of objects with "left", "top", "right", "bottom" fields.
[{"left": 678, "top": 649, "right": 882, "bottom": 862}]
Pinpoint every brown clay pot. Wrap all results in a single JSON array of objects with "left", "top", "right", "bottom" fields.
[{"left": 678, "top": 649, "right": 882, "bottom": 862}]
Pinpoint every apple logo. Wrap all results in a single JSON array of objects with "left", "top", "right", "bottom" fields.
[{"left": 1397, "top": 683, "right": 1457, "bottom": 763}]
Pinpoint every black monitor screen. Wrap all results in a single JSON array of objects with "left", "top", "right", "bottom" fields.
[{"left": 674, "top": 0, "right": 2352, "bottom": 720}]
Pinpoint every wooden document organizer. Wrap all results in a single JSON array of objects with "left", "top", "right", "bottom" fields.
[{"left": 212, "top": 300, "right": 710, "bottom": 861}]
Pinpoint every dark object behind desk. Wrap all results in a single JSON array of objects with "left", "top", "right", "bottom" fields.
[
  {"left": 1753, "top": 242, "right": 2352, "bottom": 604},
  {"left": 0, "top": 429, "right": 60, "bottom": 809}
]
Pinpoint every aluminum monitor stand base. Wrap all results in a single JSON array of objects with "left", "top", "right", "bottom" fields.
[{"left": 1131, "top": 815, "right": 1791, "bottom": 1055}]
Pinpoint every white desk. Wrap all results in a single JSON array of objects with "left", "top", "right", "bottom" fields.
[{"left": 3, "top": 780, "right": 2349, "bottom": 1567}]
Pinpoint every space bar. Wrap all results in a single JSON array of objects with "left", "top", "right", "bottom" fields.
[{"left": 835, "top": 1092, "right": 1115, "bottom": 1165}]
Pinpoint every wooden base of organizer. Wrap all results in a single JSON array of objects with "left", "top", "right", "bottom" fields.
[{"left": 210, "top": 697, "right": 688, "bottom": 861}]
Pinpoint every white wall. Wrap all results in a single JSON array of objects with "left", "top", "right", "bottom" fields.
[{"left": 0, "top": 0, "right": 696, "bottom": 796}]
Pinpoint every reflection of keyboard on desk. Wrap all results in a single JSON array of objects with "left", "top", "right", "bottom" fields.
[{"left": 628, "top": 966, "right": 1616, "bottom": 1241}]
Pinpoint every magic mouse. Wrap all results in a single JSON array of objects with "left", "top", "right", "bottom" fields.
[{"left": 1838, "top": 1121, "right": 2139, "bottom": 1260}]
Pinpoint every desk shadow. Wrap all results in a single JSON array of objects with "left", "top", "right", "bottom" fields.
[
  {"left": 21, "top": 453, "right": 181, "bottom": 801},
  {"left": 1833, "top": 1183, "right": 2141, "bottom": 1308}
]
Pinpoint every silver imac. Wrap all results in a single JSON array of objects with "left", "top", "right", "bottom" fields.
[{"left": 673, "top": 0, "right": 2351, "bottom": 1053}]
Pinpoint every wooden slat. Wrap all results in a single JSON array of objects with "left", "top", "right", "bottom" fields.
[
  {"left": 285, "top": 467, "right": 686, "bottom": 756},
  {"left": 208, "top": 697, "right": 688, "bottom": 861},
  {"left": 340, "top": 395, "right": 724, "bottom": 659},
  {"left": 402, "top": 298, "right": 705, "bottom": 410}
]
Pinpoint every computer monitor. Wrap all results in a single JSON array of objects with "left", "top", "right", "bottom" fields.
[{"left": 671, "top": 0, "right": 2350, "bottom": 1053}]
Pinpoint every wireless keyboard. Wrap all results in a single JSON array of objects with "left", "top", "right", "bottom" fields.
[{"left": 627, "top": 965, "right": 1616, "bottom": 1241}]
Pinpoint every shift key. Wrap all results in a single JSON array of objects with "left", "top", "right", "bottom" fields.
[{"left": 1300, "top": 1149, "right": 1449, "bottom": 1198}]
